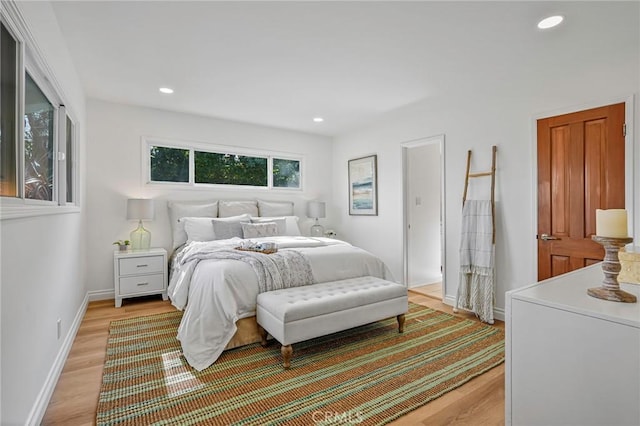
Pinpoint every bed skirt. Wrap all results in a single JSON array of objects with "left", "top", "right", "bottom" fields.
[{"left": 225, "top": 316, "right": 263, "bottom": 350}]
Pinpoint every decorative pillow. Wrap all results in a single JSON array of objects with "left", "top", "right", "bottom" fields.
[
  {"left": 241, "top": 222, "right": 279, "bottom": 239},
  {"left": 218, "top": 200, "right": 258, "bottom": 218},
  {"left": 181, "top": 217, "right": 216, "bottom": 243},
  {"left": 256, "top": 215, "right": 301, "bottom": 236},
  {"left": 250, "top": 216, "right": 287, "bottom": 235},
  {"left": 211, "top": 214, "right": 251, "bottom": 240},
  {"left": 257, "top": 200, "right": 294, "bottom": 217},
  {"left": 167, "top": 200, "right": 218, "bottom": 249}
]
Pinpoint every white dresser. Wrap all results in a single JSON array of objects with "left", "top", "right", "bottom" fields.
[
  {"left": 506, "top": 264, "right": 640, "bottom": 426},
  {"left": 113, "top": 248, "right": 168, "bottom": 307}
]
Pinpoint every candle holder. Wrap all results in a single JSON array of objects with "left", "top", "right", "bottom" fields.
[{"left": 589, "top": 236, "right": 636, "bottom": 303}]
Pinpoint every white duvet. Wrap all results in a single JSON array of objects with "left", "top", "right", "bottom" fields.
[{"left": 168, "top": 236, "right": 393, "bottom": 371}]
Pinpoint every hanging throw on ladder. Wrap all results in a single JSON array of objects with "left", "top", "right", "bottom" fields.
[{"left": 455, "top": 146, "right": 497, "bottom": 324}]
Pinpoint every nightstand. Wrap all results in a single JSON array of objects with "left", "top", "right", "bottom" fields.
[{"left": 113, "top": 248, "right": 168, "bottom": 307}]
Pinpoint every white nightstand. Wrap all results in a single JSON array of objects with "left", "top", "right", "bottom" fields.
[{"left": 113, "top": 248, "right": 168, "bottom": 307}]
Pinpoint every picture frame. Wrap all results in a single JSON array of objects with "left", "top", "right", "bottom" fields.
[{"left": 348, "top": 154, "right": 378, "bottom": 215}]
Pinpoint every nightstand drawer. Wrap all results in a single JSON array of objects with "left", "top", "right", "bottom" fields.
[
  {"left": 119, "top": 273, "right": 165, "bottom": 295},
  {"left": 119, "top": 255, "right": 164, "bottom": 276}
]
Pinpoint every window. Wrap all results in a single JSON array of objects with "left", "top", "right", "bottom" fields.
[
  {"left": 150, "top": 146, "right": 189, "bottom": 183},
  {"left": 146, "top": 140, "right": 302, "bottom": 190},
  {"left": 1, "top": 22, "right": 18, "bottom": 197},
  {"left": 24, "top": 73, "right": 55, "bottom": 201},
  {"left": 195, "top": 152, "right": 268, "bottom": 186},
  {"left": 0, "top": 9, "right": 79, "bottom": 217},
  {"left": 273, "top": 158, "right": 300, "bottom": 188}
]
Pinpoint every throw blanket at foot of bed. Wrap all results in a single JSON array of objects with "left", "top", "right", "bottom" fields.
[
  {"left": 257, "top": 276, "right": 408, "bottom": 368},
  {"left": 169, "top": 245, "right": 315, "bottom": 309}
]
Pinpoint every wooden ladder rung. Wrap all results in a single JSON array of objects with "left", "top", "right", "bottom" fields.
[{"left": 468, "top": 171, "right": 493, "bottom": 178}]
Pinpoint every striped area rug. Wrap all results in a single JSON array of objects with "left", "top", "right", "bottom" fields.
[{"left": 97, "top": 303, "right": 504, "bottom": 425}]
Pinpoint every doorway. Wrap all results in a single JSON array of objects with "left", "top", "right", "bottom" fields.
[
  {"left": 537, "top": 102, "right": 627, "bottom": 281},
  {"left": 402, "top": 135, "right": 445, "bottom": 299}
]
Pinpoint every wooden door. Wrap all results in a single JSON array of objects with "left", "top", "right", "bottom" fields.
[{"left": 537, "top": 103, "right": 625, "bottom": 281}]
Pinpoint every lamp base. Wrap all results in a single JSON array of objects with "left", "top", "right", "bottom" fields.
[
  {"left": 310, "top": 223, "right": 324, "bottom": 237},
  {"left": 130, "top": 220, "right": 151, "bottom": 250}
]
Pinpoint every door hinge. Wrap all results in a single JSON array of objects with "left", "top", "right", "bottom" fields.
[{"left": 623, "top": 123, "right": 627, "bottom": 137}]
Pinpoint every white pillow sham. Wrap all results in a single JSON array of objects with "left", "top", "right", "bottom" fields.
[
  {"left": 181, "top": 217, "right": 216, "bottom": 243},
  {"left": 218, "top": 200, "right": 258, "bottom": 218},
  {"left": 257, "top": 199, "right": 294, "bottom": 217}
]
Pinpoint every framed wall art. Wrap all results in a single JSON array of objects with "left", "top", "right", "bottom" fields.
[{"left": 348, "top": 154, "right": 378, "bottom": 215}]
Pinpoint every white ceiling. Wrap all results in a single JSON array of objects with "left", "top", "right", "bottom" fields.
[{"left": 50, "top": 1, "right": 634, "bottom": 136}]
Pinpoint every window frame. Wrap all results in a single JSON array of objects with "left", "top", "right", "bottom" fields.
[
  {"left": 142, "top": 137, "right": 304, "bottom": 192},
  {"left": 0, "top": 3, "right": 80, "bottom": 219}
]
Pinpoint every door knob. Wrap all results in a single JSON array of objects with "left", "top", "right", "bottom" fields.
[{"left": 540, "top": 233, "right": 560, "bottom": 241}]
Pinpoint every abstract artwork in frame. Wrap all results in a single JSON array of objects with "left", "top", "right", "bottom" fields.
[{"left": 348, "top": 154, "right": 378, "bottom": 215}]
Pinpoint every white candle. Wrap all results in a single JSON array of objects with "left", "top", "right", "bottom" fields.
[{"left": 595, "top": 209, "right": 628, "bottom": 238}]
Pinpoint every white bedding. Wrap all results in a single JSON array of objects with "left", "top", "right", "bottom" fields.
[{"left": 168, "top": 236, "right": 393, "bottom": 371}]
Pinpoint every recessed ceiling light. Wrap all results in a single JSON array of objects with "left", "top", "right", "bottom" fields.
[
  {"left": 159, "top": 87, "right": 174, "bottom": 94},
  {"left": 313, "top": 117, "right": 324, "bottom": 123},
  {"left": 538, "top": 15, "right": 564, "bottom": 30}
]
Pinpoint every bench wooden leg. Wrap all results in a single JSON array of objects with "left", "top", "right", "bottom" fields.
[
  {"left": 397, "top": 314, "right": 405, "bottom": 333},
  {"left": 258, "top": 325, "right": 268, "bottom": 347},
  {"left": 281, "top": 345, "right": 293, "bottom": 369}
]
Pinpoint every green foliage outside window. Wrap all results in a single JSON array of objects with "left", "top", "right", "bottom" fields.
[
  {"left": 150, "top": 146, "right": 189, "bottom": 182},
  {"left": 24, "top": 73, "right": 54, "bottom": 201},
  {"left": 149, "top": 143, "right": 301, "bottom": 189},
  {"left": 273, "top": 158, "right": 300, "bottom": 188},
  {"left": 195, "top": 152, "right": 268, "bottom": 186}
]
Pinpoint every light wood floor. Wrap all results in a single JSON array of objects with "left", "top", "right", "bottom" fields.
[{"left": 42, "top": 289, "right": 505, "bottom": 425}]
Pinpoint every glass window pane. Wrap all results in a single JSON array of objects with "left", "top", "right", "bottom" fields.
[
  {"left": 150, "top": 146, "right": 189, "bottom": 182},
  {"left": 195, "top": 151, "right": 267, "bottom": 186},
  {"left": 273, "top": 158, "right": 300, "bottom": 188},
  {"left": 24, "top": 73, "right": 54, "bottom": 201},
  {"left": 1, "top": 23, "right": 18, "bottom": 197},
  {"left": 66, "top": 116, "right": 73, "bottom": 202}
]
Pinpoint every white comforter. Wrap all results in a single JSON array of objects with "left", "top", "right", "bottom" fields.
[{"left": 168, "top": 236, "right": 393, "bottom": 371}]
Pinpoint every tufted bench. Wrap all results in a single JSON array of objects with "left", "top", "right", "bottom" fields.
[{"left": 256, "top": 276, "right": 408, "bottom": 368}]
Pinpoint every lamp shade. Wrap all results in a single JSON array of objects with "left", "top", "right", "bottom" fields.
[
  {"left": 126, "top": 198, "right": 155, "bottom": 220},
  {"left": 307, "top": 201, "right": 326, "bottom": 219}
]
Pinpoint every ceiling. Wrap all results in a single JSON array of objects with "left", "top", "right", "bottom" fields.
[{"left": 50, "top": 1, "right": 633, "bottom": 136}]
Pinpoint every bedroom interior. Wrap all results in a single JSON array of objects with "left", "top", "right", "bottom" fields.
[{"left": 0, "top": 1, "right": 639, "bottom": 425}]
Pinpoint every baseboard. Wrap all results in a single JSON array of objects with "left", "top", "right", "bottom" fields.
[
  {"left": 88, "top": 288, "right": 115, "bottom": 301},
  {"left": 443, "top": 295, "right": 505, "bottom": 322},
  {"left": 26, "top": 293, "right": 89, "bottom": 426}
]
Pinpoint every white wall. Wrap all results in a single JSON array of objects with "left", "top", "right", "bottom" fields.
[
  {"left": 0, "top": 2, "right": 87, "bottom": 424},
  {"left": 332, "top": 2, "right": 640, "bottom": 316},
  {"left": 86, "top": 99, "right": 333, "bottom": 295}
]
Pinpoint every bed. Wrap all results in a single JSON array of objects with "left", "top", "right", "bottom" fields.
[{"left": 166, "top": 199, "right": 393, "bottom": 371}]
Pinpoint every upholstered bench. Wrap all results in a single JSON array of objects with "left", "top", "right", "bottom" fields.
[{"left": 256, "top": 276, "right": 408, "bottom": 368}]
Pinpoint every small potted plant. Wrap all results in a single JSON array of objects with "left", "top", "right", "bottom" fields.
[{"left": 113, "top": 240, "right": 131, "bottom": 252}]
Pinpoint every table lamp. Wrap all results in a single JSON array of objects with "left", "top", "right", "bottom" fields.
[
  {"left": 127, "top": 198, "right": 154, "bottom": 250},
  {"left": 307, "top": 201, "right": 326, "bottom": 237}
]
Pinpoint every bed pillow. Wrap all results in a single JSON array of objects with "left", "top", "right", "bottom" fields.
[
  {"left": 241, "top": 222, "right": 279, "bottom": 239},
  {"left": 257, "top": 200, "right": 294, "bottom": 217},
  {"left": 167, "top": 200, "right": 218, "bottom": 249},
  {"left": 255, "top": 216, "right": 301, "bottom": 236},
  {"left": 218, "top": 200, "right": 258, "bottom": 218},
  {"left": 250, "top": 216, "right": 287, "bottom": 235},
  {"left": 211, "top": 214, "right": 251, "bottom": 240},
  {"left": 181, "top": 217, "right": 217, "bottom": 243}
]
